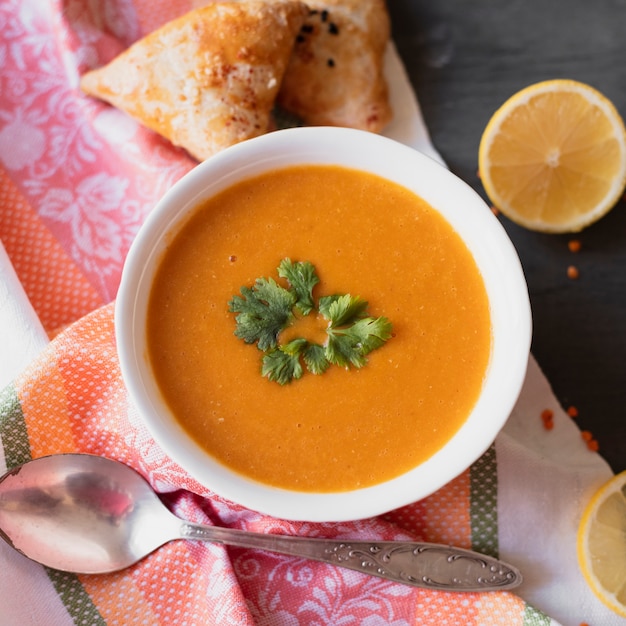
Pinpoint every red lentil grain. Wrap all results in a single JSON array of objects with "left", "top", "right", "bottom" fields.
[
  {"left": 490, "top": 205, "right": 500, "bottom": 216},
  {"left": 580, "top": 429, "right": 599, "bottom": 451},
  {"left": 581, "top": 430, "right": 593, "bottom": 442},
  {"left": 567, "top": 405, "right": 579, "bottom": 418},
  {"left": 568, "top": 239, "right": 582, "bottom": 253},
  {"left": 567, "top": 265, "right": 580, "bottom": 279},
  {"left": 541, "top": 409, "right": 554, "bottom": 430}
]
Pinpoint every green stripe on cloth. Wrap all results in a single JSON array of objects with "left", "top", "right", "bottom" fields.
[
  {"left": 469, "top": 443, "right": 499, "bottom": 558},
  {"left": 0, "top": 384, "right": 31, "bottom": 468},
  {"left": 470, "top": 445, "right": 553, "bottom": 625},
  {"left": 0, "top": 386, "right": 106, "bottom": 625},
  {"left": 522, "top": 604, "right": 552, "bottom": 625},
  {"left": 46, "top": 569, "right": 107, "bottom": 626}
]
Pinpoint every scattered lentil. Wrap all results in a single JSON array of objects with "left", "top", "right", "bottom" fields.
[
  {"left": 567, "top": 265, "right": 580, "bottom": 279},
  {"left": 541, "top": 408, "right": 554, "bottom": 430},
  {"left": 567, "top": 405, "right": 579, "bottom": 418},
  {"left": 568, "top": 239, "right": 582, "bottom": 253},
  {"left": 581, "top": 430, "right": 599, "bottom": 451},
  {"left": 587, "top": 439, "right": 599, "bottom": 452},
  {"left": 490, "top": 205, "right": 500, "bottom": 216}
]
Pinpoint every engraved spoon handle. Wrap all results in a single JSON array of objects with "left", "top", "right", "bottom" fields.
[{"left": 180, "top": 523, "right": 522, "bottom": 591}]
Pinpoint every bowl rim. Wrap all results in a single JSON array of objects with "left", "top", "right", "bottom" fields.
[{"left": 115, "top": 126, "right": 532, "bottom": 522}]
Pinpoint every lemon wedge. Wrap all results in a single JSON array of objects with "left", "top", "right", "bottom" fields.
[
  {"left": 578, "top": 470, "right": 626, "bottom": 616},
  {"left": 479, "top": 79, "right": 626, "bottom": 232}
]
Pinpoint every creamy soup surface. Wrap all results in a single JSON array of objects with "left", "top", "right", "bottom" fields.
[{"left": 147, "top": 165, "right": 492, "bottom": 492}]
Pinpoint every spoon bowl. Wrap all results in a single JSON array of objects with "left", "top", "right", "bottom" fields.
[
  {"left": 0, "top": 453, "right": 179, "bottom": 573},
  {"left": 0, "top": 453, "right": 522, "bottom": 590}
]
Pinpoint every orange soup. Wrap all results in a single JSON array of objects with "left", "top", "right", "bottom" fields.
[{"left": 146, "top": 165, "right": 491, "bottom": 492}]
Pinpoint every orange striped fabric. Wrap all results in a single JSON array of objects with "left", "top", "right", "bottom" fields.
[{"left": 0, "top": 167, "right": 105, "bottom": 336}]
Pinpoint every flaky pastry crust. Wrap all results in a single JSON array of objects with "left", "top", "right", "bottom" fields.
[
  {"left": 277, "top": 0, "right": 393, "bottom": 132},
  {"left": 80, "top": 1, "right": 308, "bottom": 161}
]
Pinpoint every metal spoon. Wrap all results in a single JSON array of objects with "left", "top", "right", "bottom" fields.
[{"left": 0, "top": 454, "right": 521, "bottom": 591}]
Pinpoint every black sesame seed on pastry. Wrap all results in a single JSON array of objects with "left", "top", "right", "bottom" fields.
[{"left": 276, "top": 0, "right": 393, "bottom": 133}]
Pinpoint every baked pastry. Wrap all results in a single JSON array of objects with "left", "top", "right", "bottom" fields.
[
  {"left": 80, "top": 1, "right": 309, "bottom": 161},
  {"left": 276, "top": 0, "right": 393, "bottom": 132}
]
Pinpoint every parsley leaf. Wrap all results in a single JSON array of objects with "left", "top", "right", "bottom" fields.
[
  {"left": 278, "top": 258, "right": 319, "bottom": 315},
  {"left": 302, "top": 343, "right": 331, "bottom": 375},
  {"left": 229, "top": 260, "right": 392, "bottom": 384},
  {"left": 228, "top": 277, "right": 296, "bottom": 351},
  {"left": 262, "top": 340, "right": 305, "bottom": 384},
  {"left": 318, "top": 294, "right": 368, "bottom": 327},
  {"left": 326, "top": 316, "right": 393, "bottom": 368}
]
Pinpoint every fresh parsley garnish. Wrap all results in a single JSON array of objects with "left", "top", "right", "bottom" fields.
[
  {"left": 228, "top": 259, "right": 392, "bottom": 384},
  {"left": 228, "top": 277, "right": 296, "bottom": 351},
  {"left": 277, "top": 258, "right": 319, "bottom": 315}
]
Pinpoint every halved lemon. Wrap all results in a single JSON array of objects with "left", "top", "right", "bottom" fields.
[
  {"left": 478, "top": 79, "right": 626, "bottom": 232},
  {"left": 577, "top": 470, "right": 626, "bottom": 616}
]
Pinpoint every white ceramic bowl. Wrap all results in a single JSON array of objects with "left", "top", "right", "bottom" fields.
[{"left": 116, "top": 126, "right": 531, "bottom": 522}]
